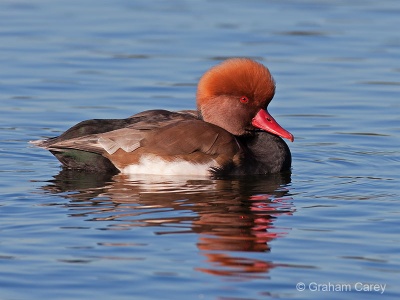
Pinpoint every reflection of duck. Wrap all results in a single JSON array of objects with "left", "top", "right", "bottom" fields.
[
  {"left": 42, "top": 169, "right": 294, "bottom": 277},
  {"left": 32, "top": 58, "right": 293, "bottom": 176}
]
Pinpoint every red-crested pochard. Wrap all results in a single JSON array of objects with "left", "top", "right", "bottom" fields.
[{"left": 31, "top": 58, "right": 294, "bottom": 176}]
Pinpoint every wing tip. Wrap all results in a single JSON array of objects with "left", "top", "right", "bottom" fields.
[{"left": 29, "top": 139, "right": 48, "bottom": 148}]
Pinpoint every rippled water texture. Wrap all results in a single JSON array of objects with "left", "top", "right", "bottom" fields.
[{"left": 1, "top": 1, "right": 399, "bottom": 299}]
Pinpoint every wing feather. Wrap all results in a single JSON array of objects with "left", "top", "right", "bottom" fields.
[{"left": 44, "top": 128, "right": 145, "bottom": 155}]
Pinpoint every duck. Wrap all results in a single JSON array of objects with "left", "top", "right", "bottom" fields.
[{"left": 31, "top": 58, "right": 294, "bottom": 176}]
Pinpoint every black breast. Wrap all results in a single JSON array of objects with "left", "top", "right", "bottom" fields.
[{"left": 234, "top": 131, "right": 292, "bottom": 175}]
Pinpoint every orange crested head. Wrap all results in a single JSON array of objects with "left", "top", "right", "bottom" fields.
[
  {"left": 195, "top": 58, "right": 278, "bottom": 136},
  {"left": 196, "top": 58, "right": 276, "bottom": 110}
]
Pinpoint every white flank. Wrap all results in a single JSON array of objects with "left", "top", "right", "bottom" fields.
[{"left": 122, "top": 155, "right": 217, "bottom": 176}]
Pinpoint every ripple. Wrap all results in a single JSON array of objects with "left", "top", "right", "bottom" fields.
[
  {"left": 277, "top": 30, "right": 328, "bottom": 36},
  {"left": 112, "top": 54, "right": 151, "bottom": 59},
  {"left": 361, "top": 81, "right": 400, "bottom": 85},
  {"left": 335, "top": 132, "right": 390, "bottom": 137}
]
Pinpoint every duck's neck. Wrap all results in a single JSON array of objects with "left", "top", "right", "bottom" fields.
[
  {"left": 197, "top": 109, "right": 204, "bottom": 120},
  {"left": 235, "top": 131, "right": 292, "bottom": 174}
]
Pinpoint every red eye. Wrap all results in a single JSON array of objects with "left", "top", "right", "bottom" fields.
[{"left": 240, "top": 96, "right": 249, "bottom": 104}]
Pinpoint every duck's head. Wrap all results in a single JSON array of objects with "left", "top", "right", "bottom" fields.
[{"left": 197, "top": 58, "right": 294, "bottom": 142}]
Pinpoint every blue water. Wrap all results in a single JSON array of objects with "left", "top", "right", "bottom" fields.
[{"left": 1, "top": 0, "right": 399, "bottom": 299}]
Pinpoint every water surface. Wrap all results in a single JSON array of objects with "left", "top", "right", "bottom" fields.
[{"left": 1, "top": 0, "right": 399, "bottom": 299}]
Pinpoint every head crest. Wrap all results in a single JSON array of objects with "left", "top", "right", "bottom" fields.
[{"left": 196, "top": 58, "right": 275, "bottom": 109}]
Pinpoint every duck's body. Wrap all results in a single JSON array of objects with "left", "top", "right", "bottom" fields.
[
  {"left": 33, "top": 109, "right": 291, "bottom": 176},
  {"left": 32, "top": 58, "right": 293, "bottom": 176}
]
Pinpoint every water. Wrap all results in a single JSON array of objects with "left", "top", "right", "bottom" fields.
[{"left": 1, "top": 0, "right": 399, "bottom": 299}]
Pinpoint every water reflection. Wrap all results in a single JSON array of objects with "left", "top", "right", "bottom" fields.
[{"left": 41, "top": 170, "right": 294, "bottom": 278}]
